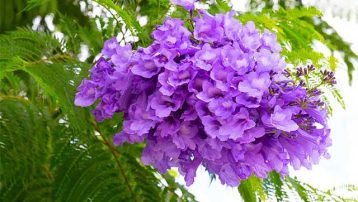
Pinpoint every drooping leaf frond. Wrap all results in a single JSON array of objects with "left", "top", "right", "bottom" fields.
[
  {"left": 238, "top": 172, "right": 357, "bottom": 201},
  {"left": 0, "top": 28, "right": 196, "bottom": 202}
]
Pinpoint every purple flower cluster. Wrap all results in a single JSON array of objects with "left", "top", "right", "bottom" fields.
[{"left": 75, "top": 10, "right": 332, "bottom": 186}]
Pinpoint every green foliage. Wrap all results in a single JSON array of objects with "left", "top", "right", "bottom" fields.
[
  {"left": 0, "top": 0, "right": 91, "bottom": 33},
  {"left": 0, "top": 28, "right": 91, "bottom": 130},
  {"left": 93, "top": 0, "right": 151, "bottom": 45},
  {"left": 247, "top": 0, "right": 358, "bottom": 84},
  {"left": 0, "top": 98, "right": 196, "bottom": 201},
  {"left": 238, "top": 175, "right": 266, "bottom": 202},
  {"left": 0, "top": 27, "right": 196, "bottom": 202},
  {"left": 208, "top": 0, "right": 232, "bottom": 14},
  {"left": 139, "top": 0, "right": 171, "bottom": 31},
  {"left": 238, "top": 172, "right": 357, "bottom": 201}
]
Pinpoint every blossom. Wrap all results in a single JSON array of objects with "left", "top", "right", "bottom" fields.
[
  {"left": 196, "top": 80, "right": 224, "bottom": 102},
  {"left": 270, "top": 105, "right": 299, "bottom": 132},
  {"left": 208, "top": 97, "right": 236, "bottom": 118},
  {"left": 74, "top": 79, "right": 98, "bottom": 107},
  {"left": 238, "top": 72, "right": 271, "bottom": 99},
  {"left": 111, "top": 44, "right": 132, "bottom": 69},
  {"left": 75, "top": 9, "right": 333, "bottom": 187},
  {"left": 101, "top": 37, "right": 118, "bottom": 57},
  {"left": 194, "top": 44, "right": 218, "bottom": 71},
  {"left": 170, "top": 0, "right": 195, "bottom": 11},
  {"left": 131, "top": 49, "right": 161, "bottom": 78},
  {"left": 194, "top": 11, "right": 224, "bottom": 42}
]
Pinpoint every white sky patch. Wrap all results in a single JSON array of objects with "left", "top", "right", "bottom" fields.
[
  {"left": 45, "top": 13, "right": 55, "bottom": 32},
  {"left": 292, "top": 11, "right": 358, "bottom": 189},
  {"left": 78, "top": 44, "right": 90, "bottom": 62},
  {"left": 32, "top": 16, "right": 42, "bottom": 30}
]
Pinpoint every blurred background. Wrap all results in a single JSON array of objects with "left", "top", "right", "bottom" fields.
[{"left": 1, "top": 0, "right": 358, "bottom": 201}]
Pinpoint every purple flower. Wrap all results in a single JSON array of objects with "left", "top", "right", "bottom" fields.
[
  {"left": 209, "top": 62, "right": 234, "bottom": 91},
  {"left": 122, "top": 93, "right": 158, "bottom": 135},
  {"left": 172, "top": 121, "right": 198, "bottom": 150},
  {"left": 194, "top": 44, "right": 218, "bottom": 71},
  {"left": 111, "top": 44, "right": 132, "bottom": 69},
  {"left": 222, "top": 11, "right": 242, "bottom": 40},
  {"left": 261, "top": 29, "right": 282, "bottom": 53},
  {"left": 194, "top": 11, "right": 224, "bottom": 43},
  {"left": 156, "top": 116, "right": 180, "bottom": 137},
  {"left": 270, "top": 105, "right": 299, "bottom": 132},
  {"left": 238, "top": 72, "right": 271, "bottom": 99},
  {"left": 113, "top": 131, "right": 145, "bottom": 145},
  {"left": 221, "top": 45, "right": 250, "bottom": 75},
  {"left": 217, "top": 108, "right": 256, "bottom": 141},
  {"left": 102, "top": 37, "right": 119, "bottom": 57},
  {"left": 198, "top": 138, "right": 223, "bottom": 161},
  {"left": 158, "top": 62, "right": 194, "bottom": 96},
  {"left": 235, "top": 93, "right": 261, "bottom": 108},
  {"left": 219, "top": 164, "right": 240, "bottom": 186},
  {"left": 149, "top": 92, "right": 184, "bottom": 118},
  {"left": 131, "top": 49, "right": 161, "bottom": 78},
  {"left": 74, "top": 79, "right": 98, "bottom": 107},
  {"left": 90, "top": 57, "right": 114, "bottom": 84},
  {"left": 200, "top": 107, "right": 256, "bottom": 141},
  {"left": 208, "top": 97, "right": 236, "bottom": 118},
  {"left": 239, "top": 21, "right": 261, "bottom": 52},
  {"left": 158, "top": 71, "right": 176, "bottom": 96},
  {"left": 255, "top": 49, "right": 286, "bottom": 73},
  {"left": 196, "top": 80, "right": 224, "bottom": 102},
  {"left": 75, "top": 10, "right": 332, "bottom": 187},
  {"left": 237, "top": 126, "right": 265, "bottom": 143},
  {"left": 91, "top": 91, "right": 119, "bottom": 121},
  {"left": 168, "top": 68, "right": 192, "bottom": 87},
  {"left": 188, "top": 70, "right": 209, "bottom": 94},
  {"left": 170, "top": 0, "right": 195, "bottom": 11},
  {"left": 152, "top": 18, "right": 191, "bottom": 50}
]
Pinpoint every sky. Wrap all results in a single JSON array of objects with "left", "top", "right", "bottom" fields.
[{"left": 176, "top": 1, "right": 358, "bottom": 201}]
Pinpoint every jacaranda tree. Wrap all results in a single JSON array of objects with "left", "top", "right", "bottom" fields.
[{"left": 0, "top": 0, "right": 357, "bottom": 201}]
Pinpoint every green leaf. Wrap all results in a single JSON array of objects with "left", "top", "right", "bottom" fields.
[
  {"left": 238, "top": 175, "right": 266, "bottom": 202},
  {"left": 208, "top": 0, "right": 232, "bottom": 14},
  {"left": 94, "top": 0, "right": 151, "bottom": 45}
]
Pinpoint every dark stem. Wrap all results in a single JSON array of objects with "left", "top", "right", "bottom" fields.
[{"left": 91, "top": 120, "right": 137, "bottom": 201}]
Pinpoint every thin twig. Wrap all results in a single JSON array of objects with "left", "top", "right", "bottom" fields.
[
  {"left": 90, "top": 120, "right": 137, "bottom": 201},
  {"left": 0, "top": 93, "right": 30, "bottom": 103}
]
